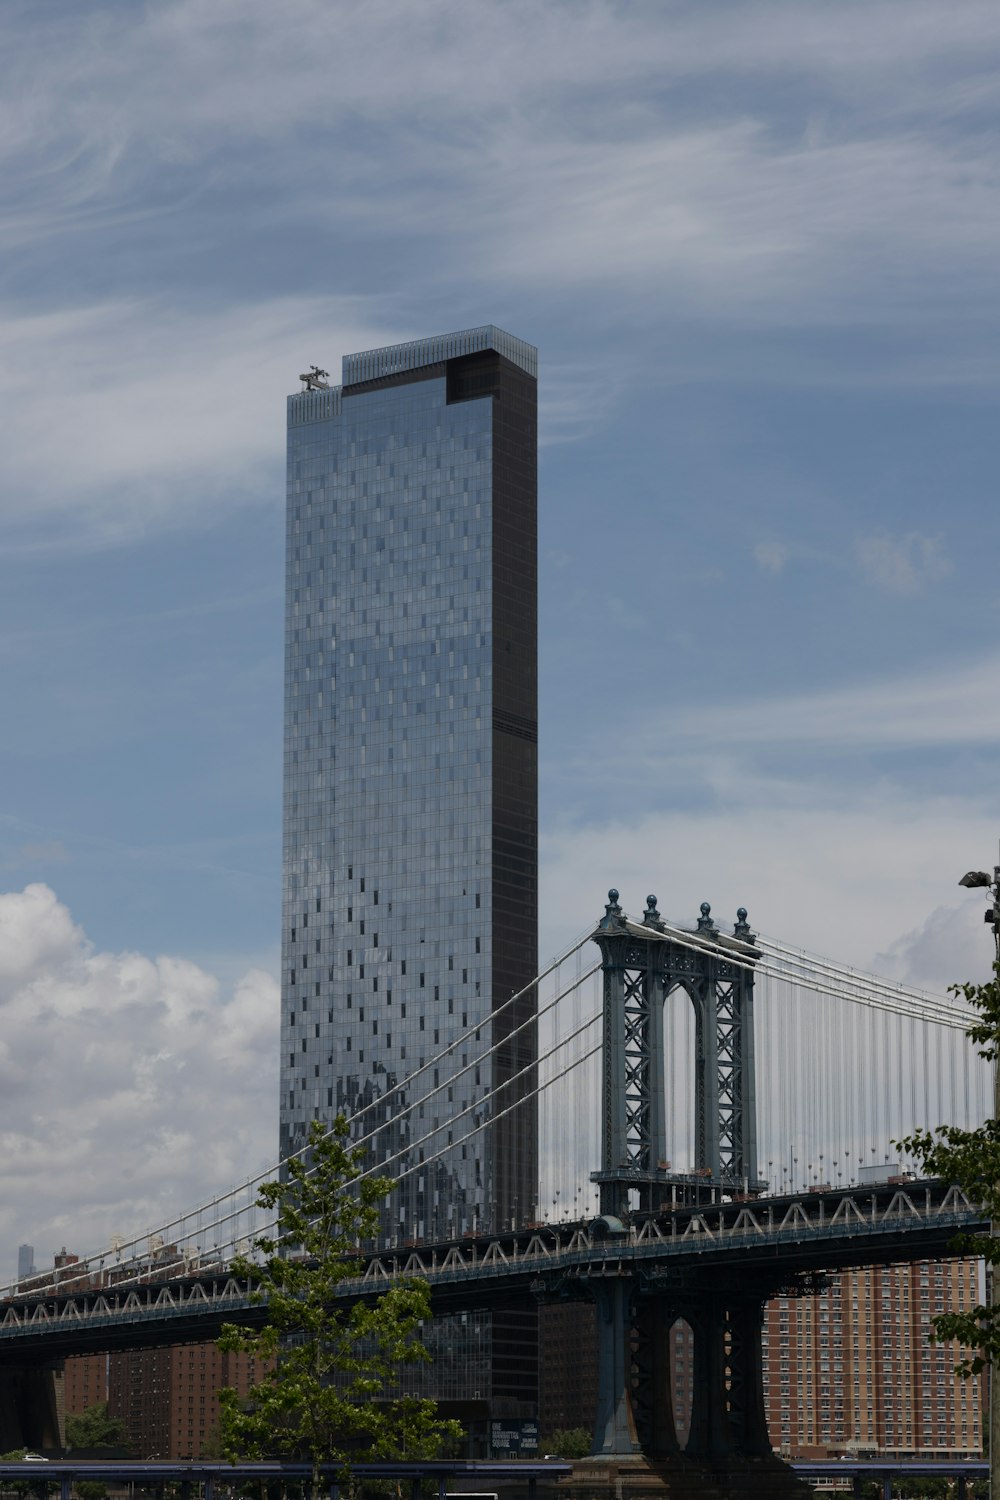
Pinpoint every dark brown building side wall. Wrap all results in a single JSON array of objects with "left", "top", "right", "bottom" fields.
[
  {"left": 108, "top": 1346, "right": 171, "bottom": 1457},
  {"left": 486, "top": 351, "right": 538, "bottom": 1236},
  {"left": 444, "top": 349, "right": 539, "bottom": 1419},
  {"left": 487, "top": 353, "right": 539, "bottom": 1413},
  {"left": 538, "top": 1303, "right": 598, "bottom": 1440}
]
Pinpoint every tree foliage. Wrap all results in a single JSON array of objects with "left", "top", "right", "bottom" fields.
[
  {"left": 218, "top": 1116, "right": 462, "bottom": 1492},
  {"left": 0, "top": 1453, "right": 50, "bottom": 1499},
  {"left": 64, "top": 1402, "right": 129, "bottom": 1452},
  {"left": 899, "top": 964, "right": 1000, "bottom": 1375},
  {"left": 544, "top": 1427, "right": 591, "bottom": 1459}
]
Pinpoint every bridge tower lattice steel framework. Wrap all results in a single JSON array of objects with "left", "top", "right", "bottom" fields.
[{"left": 592, "top": 889, "right": 764, "bottom": 1217}]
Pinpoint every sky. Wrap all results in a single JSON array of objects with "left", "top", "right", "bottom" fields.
[{"left": 1, "top": 0, "right": 999, "bottom": 1277}]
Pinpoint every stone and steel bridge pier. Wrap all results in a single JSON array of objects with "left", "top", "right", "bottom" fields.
[{"left": 0, "top": 1364, "right": 63, "bottom": 1453}]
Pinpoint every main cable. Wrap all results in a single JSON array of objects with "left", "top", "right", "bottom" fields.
[{"left": 0, "top": 930, "right": 597, "bottom": 1299}]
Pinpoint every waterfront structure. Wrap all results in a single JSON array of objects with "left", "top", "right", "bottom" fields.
[{"left": 281, "top": 327, "right": 539, "bottom": 1432}]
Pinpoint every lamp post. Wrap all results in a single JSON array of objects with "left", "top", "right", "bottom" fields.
[{"left": 958, "top": 854, "right": 1000, "bottom": 1498}]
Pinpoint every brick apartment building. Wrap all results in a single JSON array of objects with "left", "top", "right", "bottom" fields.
[
  {"left": 63, "top": 1352, "right": 108, "bottom": 1419},
  {"left": 764, "top": 1259, "right": 985, "bottom": 1458},
  {"left": 46, "top": 1247, "right": 268, "bottom": 1460},
  {"left": 63, "top": 1342, "right": 270, "bottom": 1458}
]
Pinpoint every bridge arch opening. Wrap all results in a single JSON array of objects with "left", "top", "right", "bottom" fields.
[
  {"left": 662, "top": 980, "right": 698, "bottom": 1180},
  {"left": 669, "top": 1314, "right": 694, "bottom": 1450}
]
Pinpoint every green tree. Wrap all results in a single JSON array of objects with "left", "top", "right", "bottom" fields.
[
  {"left": 196, "top": 1420, "right": 225, "bottom": 1460},
  {"left": 218, "top": 1116, "right": 462, "bottom": 1496},
  {"left": 64, "top": 1402, "right": 128, "bottom": 1452},
  {"left": 544, "top": 1427, "right": 591, "bottom": 1459},
  {"left": 899, "top": 965, "right": 1000, "bottom": 1375},
  {"left": 0, "top": 1451, "right": 49, "bottom": 1500},
  {"left": 75, "top": 1483, "right": 109, "bottom": 1500}
]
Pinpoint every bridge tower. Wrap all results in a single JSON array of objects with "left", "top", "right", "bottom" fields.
[
  {"left": 592, "top": 888, "right": 763, "bottom": 1218},
  {"left": 582, "top": 891, "right": 803, "bottom": 1492}
]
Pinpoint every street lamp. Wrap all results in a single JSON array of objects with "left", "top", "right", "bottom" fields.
[
  {"left": 959, "top": 853, "right": 1000, "bottom": 1500},
  {"left": 959, "top": 867, "right": 1000, "bottom": 959}
]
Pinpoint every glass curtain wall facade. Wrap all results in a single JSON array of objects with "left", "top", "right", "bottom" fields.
[{"left": 281, "top": 327, "right": 538, "bottom": 1258}]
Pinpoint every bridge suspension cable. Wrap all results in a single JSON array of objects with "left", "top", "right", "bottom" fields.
[
  {"left": 756, "top": 931, "right": 976, "bottom": 1029},
  {"left": 2, "top": 933, "right": 600, "bottom": 1298},
  {"left": 625, "top": 914, "right": 990, "bottom": 1196},
  {"left": 642, "top": 914, "right": 976, "bottom": 1029},
  {"left": 100, "top": 958, "right": 603, "bottom": 1280},
  {"left": 64, "top": 1001, "right": 606, "bottom": 1296},
  {"left": 5, "top": 911, "right": 990, "bottom": 1299}
]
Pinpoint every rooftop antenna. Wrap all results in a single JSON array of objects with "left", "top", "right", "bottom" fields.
[{"left": 299, "top": 365, "right": 330, "bottom": 391}]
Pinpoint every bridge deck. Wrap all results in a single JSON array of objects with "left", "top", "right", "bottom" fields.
[{"left": 0, "top": 1180, "right": 983, "bottom": 1362}]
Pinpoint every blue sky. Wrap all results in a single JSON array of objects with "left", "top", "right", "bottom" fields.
[{"left": 1, "top": 0, "right": 999, "bottom": 1273}]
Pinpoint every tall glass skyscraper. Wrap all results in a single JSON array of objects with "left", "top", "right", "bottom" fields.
[{"left": 281, "top": 327, "right": 538, "bottom": 1260}]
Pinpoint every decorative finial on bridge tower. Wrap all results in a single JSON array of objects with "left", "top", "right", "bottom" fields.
[
  {"left": 733, "top": 907, "right": 755, "bottom": 942},
  {"left": 598, "top": 888, "right": 627, "bottom": 931},
  {"left": 642, "top": 894, "right": 665, "bottom": 931},
  {"left": 697, "top": 901, "right": 716, "bottom": 932}
]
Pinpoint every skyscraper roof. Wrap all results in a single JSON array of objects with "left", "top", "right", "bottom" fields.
[{"left": 342, "top": 325, "right": 537, "bottom": 385}]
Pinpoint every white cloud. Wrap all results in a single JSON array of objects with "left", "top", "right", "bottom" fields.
[
  {"left": 540, "top": 650, "right": 1000, "bottom": 977},
  {"left": 540, "top": 788, "right": 996, "bottom": 986},
  {"left": 6, "top": 2, "right": 998, "bottom": 165},
  {"left": 0, "top": 1, "right": 996, "bottom": 554},
  {"left": 0, "top": 296, "right": 395, "bottom": 548},
  {"left": 539, "top": 361, "right": 628, "bottom": 446},
  {"left": 0, "top": 884, "right": 278, "bottom": 1279},
  {"left": 2, "top": 3, "right": 999, "bottom": 329},
  {"left": 591, "top": 649, "right": 1000, "bottom": 766},
  {"left": 856, "top": 530, "right": 952, "bottom": 595},
  {"left": 456, "top": 123, "right": 999, "bottom": 328},
  {"left": 0, "top": 840, "right": 70, "bottom": 873},
  {"left": 874, "top": 900, "right": 995, "bottom": 992}
]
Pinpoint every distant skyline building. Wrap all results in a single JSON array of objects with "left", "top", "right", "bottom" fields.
[
  {"left": 280, "top": 326, "right": 539, "bottom": 1246},
  {"left": 16, "top": 1244, "right": 34, "bottom": 1281}
]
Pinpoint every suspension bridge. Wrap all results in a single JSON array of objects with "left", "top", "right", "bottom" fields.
[{"left": 0, "top": 890, "right": 991, "bottom": 1493}]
